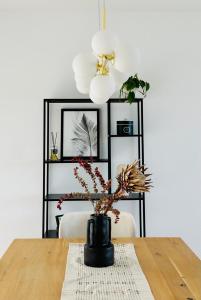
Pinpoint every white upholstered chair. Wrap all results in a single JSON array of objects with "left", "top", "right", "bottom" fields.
[{"left": 59, "top": 211, "right": 137, "bottom": 238}]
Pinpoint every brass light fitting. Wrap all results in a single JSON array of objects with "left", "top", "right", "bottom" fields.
[{"left": 97, "top": 52, "right": 115, "bottom": 75}]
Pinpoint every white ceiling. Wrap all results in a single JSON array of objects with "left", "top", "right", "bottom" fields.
[{"left": 0, "top": 0, "right": 201, "bottom": 12}]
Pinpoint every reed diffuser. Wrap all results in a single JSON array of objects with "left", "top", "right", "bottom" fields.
[{"left": 50, "top": 132, "right": 58, "bottom": 161}]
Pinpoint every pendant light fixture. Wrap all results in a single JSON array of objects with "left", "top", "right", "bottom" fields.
[{"left": 72, "top": 0, "right": 131, "bottom": 104}]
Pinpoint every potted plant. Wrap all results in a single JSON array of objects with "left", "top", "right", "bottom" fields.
[
  {"left": 57, "top": 158, "right": 152, "bottom": 267},
  {"left": 120, "top": 74, "right": 150, "bottom": 104}
]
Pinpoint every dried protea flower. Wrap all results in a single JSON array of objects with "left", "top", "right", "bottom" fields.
[{"left": 116, "top": 161, "right": 152, "bottom": 193}]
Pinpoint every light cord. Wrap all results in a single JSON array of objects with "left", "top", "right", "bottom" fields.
[
  {"left": 98, "top": 0, "right": 106, "bottom": 31},
  {"left": 98, "top": 0, "right": 101, "bottom": 30},
  {"left": 102, "top": 0, "right": 106, "bottom": 30}
]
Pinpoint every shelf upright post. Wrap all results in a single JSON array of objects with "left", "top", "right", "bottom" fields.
[
  {"left": 107, "top": 100, "right": 111, "bottom": 193},
  {"left": 140, "top": 99, "right": 146, "bottom": 237},
  {"left": 137, "top": 100, "right": 142, "bottom": 237},
  {"left": 46, "top": 100, "right": 50, "bottom": 237},
  {"left": 42, "top": 100, "right": 46, "bottom": 238}
]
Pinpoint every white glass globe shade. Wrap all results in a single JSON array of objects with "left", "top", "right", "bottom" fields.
[
  {"left": 76, "top": 82, "right": 90, "bottom": 94},
  {"left": 89, "top": 91, "right": 110, "bottom": 105},
  {"left": 91, "top": 30, "right": 117, "bottom": 55},
  {"left": 74, "top": 73, "right": 93, "bottom": 86},
  {"left": 90, "top": 75, "right": 115, "bottom": 100},
  {"left": 109, "top": 66, "right": 127, "bottom": 89},
  {"left": 74, "top": 74, "right": 93, "bottom": 94},
  {"left": 114, "top": 45, "right": 135, "bottom": 74},
  {"left": 72, "top": 53, "right": 97, "bottom": 77}
]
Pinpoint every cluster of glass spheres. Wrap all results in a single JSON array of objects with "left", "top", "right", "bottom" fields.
[{"left": 72, "top": 30, "right": 133, "bottom": 104}]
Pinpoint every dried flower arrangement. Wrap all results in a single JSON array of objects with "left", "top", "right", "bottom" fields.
[{"left": 57, "top": 158, "right": 152, "bottom": 222}]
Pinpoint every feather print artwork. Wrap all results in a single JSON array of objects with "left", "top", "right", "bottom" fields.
[
  {"left": 61, "top": 109, "right": 99, "bottom": 159},
  {"left": 71, "top": 113, "right": 97, "bottom": 156}
]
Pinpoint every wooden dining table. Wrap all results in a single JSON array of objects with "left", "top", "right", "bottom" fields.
[{"left": 0, "top": 237, "right": 201, "bottom": 300}]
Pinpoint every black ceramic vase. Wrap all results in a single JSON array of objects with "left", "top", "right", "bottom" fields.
[{"left": 84, "top": 214, "right": 114, "bottom": 267}]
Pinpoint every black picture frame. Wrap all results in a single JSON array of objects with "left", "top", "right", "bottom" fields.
[{"left": 61, "top": 108, "right": 100, "bottom": 160}]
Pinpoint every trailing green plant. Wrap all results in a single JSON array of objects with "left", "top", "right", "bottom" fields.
[{"left": 120, "top": 74, "right": 150, "bottom": 104}]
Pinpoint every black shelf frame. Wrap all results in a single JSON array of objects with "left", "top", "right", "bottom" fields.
[
  {"left": 43, "top": 98, "right": 146, "bottom": 238},
  {"left": 45, "top": 193, "right": 143, "bottom": 201},
  {"left": 45, "top": 158, "right": 109, "bottom": 164},
  {"left": 109, "top": 134, "right": 142, "bottom": 137}
]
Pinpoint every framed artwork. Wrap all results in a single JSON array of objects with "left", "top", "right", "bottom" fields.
[{"left": 61, "top": 108, "right": 99, "bottom": 160}]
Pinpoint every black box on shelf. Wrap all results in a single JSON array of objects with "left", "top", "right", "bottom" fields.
[{"left": 117, "top": 120, "right": 134, "bottom": 136}]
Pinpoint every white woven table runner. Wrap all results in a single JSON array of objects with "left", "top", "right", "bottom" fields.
[{"left": 60, "top": 243, "right": 155, "bottom": 300}]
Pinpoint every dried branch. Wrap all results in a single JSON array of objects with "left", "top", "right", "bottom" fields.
[
  {"left": 94, "top": 166, "right": 111, "bottom": 192},
  {"left": 76, "top": 158, "right": 99, "bottom": 193}
]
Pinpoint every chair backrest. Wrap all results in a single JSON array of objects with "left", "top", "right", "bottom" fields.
[{"left": 59, "top": 211, "right": 137, "bottom": 238}]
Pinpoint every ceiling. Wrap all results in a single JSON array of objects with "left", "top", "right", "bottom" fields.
[{"left": 0, "top": 0, "right": 201, "bottom": 12}]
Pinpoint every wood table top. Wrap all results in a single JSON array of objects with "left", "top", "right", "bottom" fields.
[{"left": 0, "top": 237, "right": 201, "bottom": 300}]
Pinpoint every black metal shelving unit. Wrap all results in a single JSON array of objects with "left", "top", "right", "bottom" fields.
[{"left": 43, "top": 98, "right": 146, "bottom": 238}]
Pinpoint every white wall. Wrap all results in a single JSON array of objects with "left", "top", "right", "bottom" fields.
[{"left": 0, "top": 10, "right": 201, "bottom": 257}]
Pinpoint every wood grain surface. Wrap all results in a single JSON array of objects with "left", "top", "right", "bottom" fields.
[{"left": 0, "top": 238, "right": 200, "bottom": 300}]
